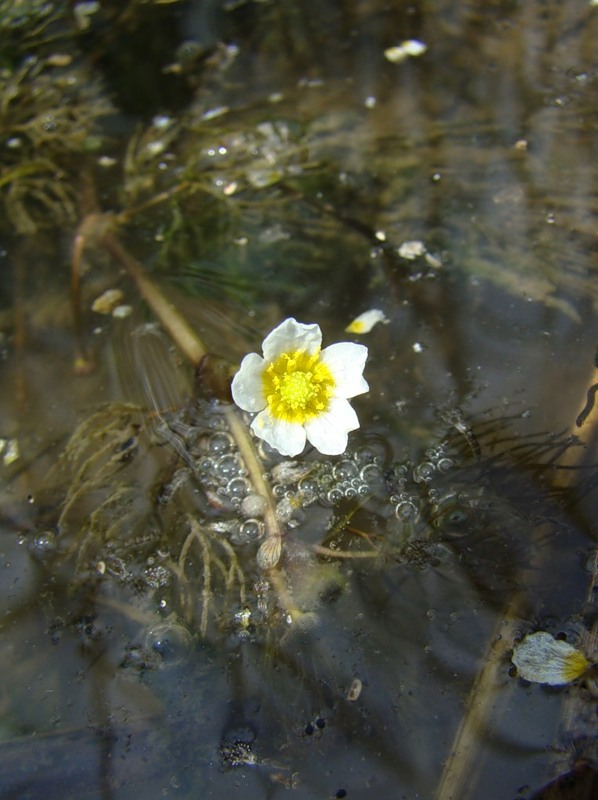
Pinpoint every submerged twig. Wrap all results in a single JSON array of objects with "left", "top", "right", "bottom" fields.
[
  {"left": 575, "top": 382, "right": 598, "bottom": 429},
  {"left": 434, "top": 593, "right": 525, "bottom": 800},
  {"left": 103, "top": 232, "right": 208, "bottom": 367},
  {"left": 557, "top": 353, "right": 598, "bottom": 474}
]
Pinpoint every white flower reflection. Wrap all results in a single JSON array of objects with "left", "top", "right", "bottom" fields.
[{"left": 231, "top": 318, "right": 369, "bottom": 457}]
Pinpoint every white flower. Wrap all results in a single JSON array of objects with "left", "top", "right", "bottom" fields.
[
  {"left": 511, "top": 631, "right": 590, "bottom": 685},
  {"left": 231, "top": 318, "right": 369, "bottom": 457}
]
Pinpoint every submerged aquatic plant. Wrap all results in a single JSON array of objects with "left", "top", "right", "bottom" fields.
[{"left": 231, "top": 317, "right": 369, "bottom": 457}]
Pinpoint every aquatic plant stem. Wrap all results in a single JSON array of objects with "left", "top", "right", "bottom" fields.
[
  {"left": 434, "top": 593, "right": 525, "bottom": 800},
  {"left": 102, "top": 232, "right": 286, "bottom": 573},
  {"left": 103, "top": 233, "right": 207, "bottom": 366},
  {"left": 546, "top": 362, "right": 598, "bottom": 480},
  {"left": 223, "top": 405, "right": 283, "bottom": 569},
  {"left": 71, "top": 213, "right": 115, "bottom": 373}
]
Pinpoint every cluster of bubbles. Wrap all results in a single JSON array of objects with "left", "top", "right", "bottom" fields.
[
  {"left": 387, "top": 443, "right": 456, "bottom": 524},
  {"left": 186, "top": 426, "right": 263, "bottom": 545},
  {"left": 267, "top": 445, "right": 386, "bottom": 513},
  {"left": 155, "top": 408, "right": 468, "bottom": 555},
  {"left": 178, "top": 426, "right": 391, "bottom": 544}
]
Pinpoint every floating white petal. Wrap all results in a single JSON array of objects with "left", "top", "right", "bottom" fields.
[
  {"left": 512, "top": 631, "right": 590, "bottom": 685},
  {"left": 345, "top": 309, "right": 389, "bottom": 335},
  {"left": 384, "top": 40, "right": 427, "bottom": 63}
]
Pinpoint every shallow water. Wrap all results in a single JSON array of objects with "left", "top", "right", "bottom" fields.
[{"left": 0, "top": 1, "right": 597, "bottom": 799}]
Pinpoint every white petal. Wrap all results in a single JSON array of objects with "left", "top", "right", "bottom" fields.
[
  {"left": 512, "top": 631, "right": 590, "bottom": 685},
  {"left": 231, "top": 353, "right": 266, "bottom": 412},
  {"left": 345, "top": 309, "right": 388, "bottom": 334},
  {"left": 304, "top": 398, "right": 359, "bottom": 455},
  {"left": 321, "top": 342, "right": 369, "bottom": 398},
  {"left": 251, "top": 408, "right": 306, "bottom": 457},
  {"left": 262, "top": 318, "right": 322, "bottom": 361}
]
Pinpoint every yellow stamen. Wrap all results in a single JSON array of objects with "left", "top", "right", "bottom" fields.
[{"left": 263, "top": 349, "right": 335, "bottom": 424}]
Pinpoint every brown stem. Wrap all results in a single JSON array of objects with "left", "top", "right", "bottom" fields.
[
  {"left": 102, "top": 233, "right": 285, "bottom": 569},
  {"left": 102, "top": 233, "right": 208, "bottom": 367}
]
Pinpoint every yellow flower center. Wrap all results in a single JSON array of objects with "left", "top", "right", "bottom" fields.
[{"left": 263, "top": 349, "right": 335, "bottom": 424}]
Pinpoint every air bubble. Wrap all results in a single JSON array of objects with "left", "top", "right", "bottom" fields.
[
  {"left": 413, "top": 462, "right": 435, "bottom": 483},
  {"left": 437, "top": 458, "right": 454, "bottom": 473},
  {"left": 272, "top": 483, "right": 285, "bottom": 499},
  {"left": 227, "top": 477, "right": 249, "bottom": 498},
  {"left": 427, "top": 488, "right": 441, "bottom": 504},
  {"left": 359, "top": 463, "right": 381, "bottom": 485},
  {"left": 209, "top": 431, "right": 233, "bottom": 454},
  {"left": 238, "top": 519, "right": 263, "bottom": 542},
  {"left": 425, "top": 446, "right": 443, "bottom": 462},
  {"left": 326, "top": 488, "right": 344, "bottom": 505},
  {"left": 30, "top": 530, "right": 57, "bottom": 556},
  {"left": 298, "top": 477, "right": 318, "bottom": 502},
  {"left": 333, "top": 460, "right": 358, "bottom": 481},
  {"left": 216, "top": 454, "right": 241, "bottom": 479},
  {"left": 395, "top": 500, "right": 418, "bottom": 521},
  {"left": 145, "top": 623, "right": 192, "bottom": 668},
  {"left": 354, "top": 445, "right": 382, "bottom": 465}
]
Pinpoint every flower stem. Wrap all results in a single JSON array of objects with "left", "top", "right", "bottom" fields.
[
  {"left": 103, "top": 233, "right": 208, "bottom": 366},
  {"left": 223, "top": 405, "right": 284, "bottom": 568},
  {"left": 102, "top": 232, "right": 285, "bottom": 569}
]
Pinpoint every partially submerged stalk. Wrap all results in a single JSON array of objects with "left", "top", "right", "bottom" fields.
[
  {"left": 93, "top": 225, "right": 287, "bottom": 577},
  {"left": 434, "top": 593, "right": 525, "bottom": 800},
  {"left": 435, "top": 365, "right": 598, "bottom": 799}
]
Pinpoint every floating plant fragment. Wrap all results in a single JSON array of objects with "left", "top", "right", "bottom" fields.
[
  {"left": 397, "top": 240, "right": 427, "bottom": 260},
  {"left": 231, "top": 318, "right": 368, "bottom": 457},
  {"left": 345, "top": 309, "right": 389, "bottom": 335},
  {"left": 384, "top": 40, "right": 427, "bottom": 63},
  {"left": 511, "top": 631, "right": 591, "bottom": 685}
]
